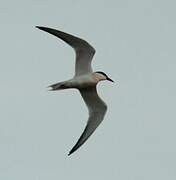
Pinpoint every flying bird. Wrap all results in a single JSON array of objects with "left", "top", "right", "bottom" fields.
[{"left": 36, "top": 26, "right": 114, "bottom": 155}]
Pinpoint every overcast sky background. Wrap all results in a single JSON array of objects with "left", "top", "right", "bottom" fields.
[{"left": 0, "top": 0, "right": 176, "bottom": 179}]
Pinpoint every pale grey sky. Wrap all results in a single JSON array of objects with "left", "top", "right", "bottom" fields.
[{"left": 0, "top": 0, "right": 176, "bottom": 179}]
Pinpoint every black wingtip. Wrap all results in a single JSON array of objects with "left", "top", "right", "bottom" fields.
[
  {"left": 35, "top": 26, "right": 56, "bottom": 34},
  {"left": 36, "top": 26, "right": 44, "bottom": 30},
  {"left": 36, "top": 26, "right": 50, "bottom": 31},
  {"left": 68, "top": 143, "right": 80, "bottom": 156},
  {"left": 68, "top": 149, "right": 75, "bottom": 156}
]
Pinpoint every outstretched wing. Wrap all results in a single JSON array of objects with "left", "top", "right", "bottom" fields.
[
  {"left": 36, "top": 26, "right": 96, "bottom": 76},
  {"left": 68, "top": 86, "right": 107, "bottom": 155}
]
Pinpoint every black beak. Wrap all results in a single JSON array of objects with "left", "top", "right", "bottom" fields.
[{"left": 107, "top": 77, "right": 114, "bottom": 82}]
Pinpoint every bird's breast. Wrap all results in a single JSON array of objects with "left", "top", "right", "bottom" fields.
[{"left": 70, "top": 75, "right": 97, "bottom": 89}]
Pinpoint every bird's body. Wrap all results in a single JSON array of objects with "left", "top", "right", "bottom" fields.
[
  {"left": 49, "top": 73, "right": 105, "bottom": 90},
  {"left": 36, "top": 26, "right": 113, "bottom": 155}
]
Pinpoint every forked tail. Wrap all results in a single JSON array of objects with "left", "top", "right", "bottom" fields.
[{"left": 47, "top": 81, "right": 68, "bottom": 91}]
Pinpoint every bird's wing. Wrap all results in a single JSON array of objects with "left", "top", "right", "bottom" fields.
[
  {"left": 36, "top": 26, "right": 96, "bottom": 76},
  {"left": 68, "top": 86, "right": 107, "bottom": 155}
]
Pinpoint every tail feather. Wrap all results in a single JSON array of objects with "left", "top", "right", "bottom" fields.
[{"left": 48, "top": 82, "right": 67, "bottom": 91}]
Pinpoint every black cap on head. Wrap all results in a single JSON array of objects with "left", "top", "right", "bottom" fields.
[
  {"left": 95, "top": 71, "right": 114, "bottom": 82},
  {"left": 95, "top": 71, "right": 108, "bottom": 78}
]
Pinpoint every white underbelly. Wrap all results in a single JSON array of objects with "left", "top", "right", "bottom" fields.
[{"left": 70, "top": 75, "right": 97, "bottom": 88}]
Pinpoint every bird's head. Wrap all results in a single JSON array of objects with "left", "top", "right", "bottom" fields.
[{"left": 94, "top": 71, "right": 114, "bottom": 82}]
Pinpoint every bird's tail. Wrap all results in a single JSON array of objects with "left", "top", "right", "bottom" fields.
[{"left": 47, "top": 81, "right": 68, "bottom": 91}]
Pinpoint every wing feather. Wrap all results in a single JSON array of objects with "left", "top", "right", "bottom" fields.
[
  {"left": 68, "top": 86, "right": 107, "bottom": 155},
  {"left": 36, "top": 26, "right": 95, "bottom": 75}
]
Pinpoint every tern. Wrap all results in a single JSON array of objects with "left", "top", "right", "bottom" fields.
[{"left": 36, "top": 26, "right": 114, "bottom": 155}]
